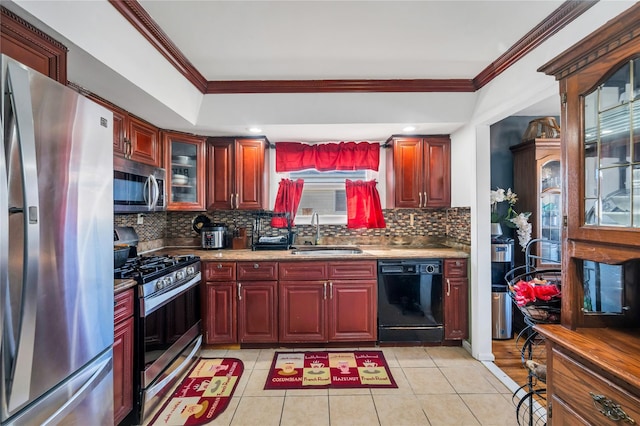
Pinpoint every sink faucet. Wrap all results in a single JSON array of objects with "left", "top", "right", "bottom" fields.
[{"left": 310, "top": 212, "right": 321, "bottom": 245}]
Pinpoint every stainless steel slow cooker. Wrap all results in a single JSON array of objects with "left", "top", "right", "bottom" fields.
[{"left": 201, "top": 224, "right": 228, "bottom": 249}]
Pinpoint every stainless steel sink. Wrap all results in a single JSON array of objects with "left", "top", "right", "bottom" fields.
[{"left": 290, "top": 246, "right": 364, "bottom": 256}]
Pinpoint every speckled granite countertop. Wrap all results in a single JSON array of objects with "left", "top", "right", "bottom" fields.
[
  {"left": 116, "top": 245, "right": 469, "bottom": 291},
  {"left": 145, "top": 245, "right": 469, "bottom": 261},
  {"left": 114, "top": 278, "right": 137, "bottom": 293}
]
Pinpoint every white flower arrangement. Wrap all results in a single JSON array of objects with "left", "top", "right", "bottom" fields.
[{"left": 491, "top": 187, "right": 532, "bottom": 250}]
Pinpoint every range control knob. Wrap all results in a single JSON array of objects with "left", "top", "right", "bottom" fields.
[
  {"left": 186, "top": 266, "right": 195, "bottom": 275},
  {"left": 176, "top": 270, "right": 185, "bottom": 281},
  {"left": 155, "top": 280, "right": 164, "bottom": 291},
  {"left": 425, "top": 264, "right": 436, "bottom": 274}
]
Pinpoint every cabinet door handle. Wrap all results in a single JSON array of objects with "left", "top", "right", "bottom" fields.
[
  {"left": 253, "top": 263, "right": 259, "bottom": 269},
  {"left": 323, "top": 282, "right": 327, "bottom": 300},
  {"left": 590, "top": 392, "right": 635, "bottom": 423},
  {"left": 237, "top": 283, "right": 242, "bottom": 300},
  {"left": 418, "top": 192, "right": 422, "bottom": 208},
  {"left": 446, "top": 278, "right": 451, "bottom": 296},
  {"left": 424, "top": 191, "right": 428, "bottom": 206},
  {"left": 217, "top": 263, "right": 222, "bottom": 269},
  {"left": 329, "top": 282, "right": 333, "bottom": 299},
  {"left": 235, "top": 193, "right": 239, "bottom": 209}
]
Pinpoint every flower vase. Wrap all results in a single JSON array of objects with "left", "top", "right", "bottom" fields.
[{"left": 490, "top": 222, "right": 503, "bottom": 238}]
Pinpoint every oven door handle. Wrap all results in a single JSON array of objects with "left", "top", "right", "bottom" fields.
[{"left": 141, "top": 272, "right": 201, "bottom": 317}]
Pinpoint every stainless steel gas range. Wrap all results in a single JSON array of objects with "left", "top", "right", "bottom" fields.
[{"left": 114, "top": 227, "right": 202, "bottom": 424}]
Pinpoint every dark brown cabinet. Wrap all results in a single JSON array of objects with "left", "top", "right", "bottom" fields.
[
  {"left": 128, "top": 115, "right": 161, "bottom": 167},
  {"left": 443, "top": 259, "right": 468, "bottom": 341},
  {"left": 0, "top": 6, "right": 67, "bottom": 84},
  {"left": 237, "top": 262, "right": 278, "bottom": 343},
  {"left": 164, "top": 131, "right": 207, "bottom": 210},
  {"left": 202, "top": 262, "right": 237, "bottom": 344},
  {"left": 327, "top": 280, "right": 377, "bottom": 341},
  {"left": 386, "top": 136, "right": 451, "bottom": 208},
  {"left": 88, "top": 95, "right": 161, "bottom": 167},
  {"left": 510, "top": 138, "right": 561, "bottom": 266},
  {"left": 534, "top": 6, "right": 640, "bottom": 424},
  {"left": 278, "top": 261, "right": 377, "bottom": 343},
  {"left": 207, "top": 137, "right": 268, "bottom": 210},
  {"left": 113, "top": 288, "right": 134, "bottom": 425}
]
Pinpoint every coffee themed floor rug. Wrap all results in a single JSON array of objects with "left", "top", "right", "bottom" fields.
[
  {"left": 149, "top": 358, "right": 243, "bottom": 426},
  {"left": 264, "top": 351, "right": 397, "bottom": 390}
]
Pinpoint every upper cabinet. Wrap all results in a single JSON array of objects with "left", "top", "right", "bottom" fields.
[
  {"left": 164, "top": 132, "right": 206, "bottom": 210},
  {"left": 0, "top": 6, "right": 67, "bottom": 84},
  {"left": 207, "top": 137, "right": 269, "bottom": 210},
  {"left": 386, "top": 136, "right": 451, "bottom": 208},
  {"left": 126, "top": 115, "right": 161, "bottom": 167},
  {"left": 539, "top": 4, "right": 640, "bottom": 329},
  {"left": 89, "top": 96, "right": 161, "bottom": 168},
  {"left": 510, "top": 138, "right": 561, "bottom": 266}
]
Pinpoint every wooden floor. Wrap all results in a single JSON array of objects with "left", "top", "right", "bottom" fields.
[{"left": 492, "top": 330, "right": 548, "bottom": 388}]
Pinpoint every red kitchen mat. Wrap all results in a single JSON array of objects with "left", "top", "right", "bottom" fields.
[
  {"left": 148, "top": 358, "right": 243, "bottom": 426},
  {"left": 264, "top": 350, "right": 397, "bottom": 390}
]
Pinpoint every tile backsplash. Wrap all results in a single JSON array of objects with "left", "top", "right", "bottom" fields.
[{"left": 115, "top": 207, "right": 470, "bottom": 252}]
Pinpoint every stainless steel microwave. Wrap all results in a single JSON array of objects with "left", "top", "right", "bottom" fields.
[{"left": 114, "top": 157, "right": 166, "bottom": 213}]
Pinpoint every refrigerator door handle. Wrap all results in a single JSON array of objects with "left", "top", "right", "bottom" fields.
[
  {"left": 4, "top": 61, "right": 41, "bottom": 413},
  {"left": 39, "top": 356, "right": 111, "bottom": 426},
  {"left": 149, "top": 173, "right": 159, "bottom": 210},
  {"left": 1, "top": 87, "right": 7, "bottom": 400}
]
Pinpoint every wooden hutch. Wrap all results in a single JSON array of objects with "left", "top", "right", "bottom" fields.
[{"left": 535, "top": 4, "right": 640, "bottom": 424}]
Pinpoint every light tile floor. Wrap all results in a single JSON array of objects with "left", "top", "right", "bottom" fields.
[{"left": 185, "top": 346, "right": 520, "bottom": 426}]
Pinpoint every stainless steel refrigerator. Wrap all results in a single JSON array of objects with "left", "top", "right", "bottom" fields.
[{"left": 1, "top": 55, "right": 114, "bottom": 425}]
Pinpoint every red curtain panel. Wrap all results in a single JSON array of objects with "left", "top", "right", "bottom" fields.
[
  {"left": 271, "top": 178, "right": 305, "bottom": 227},
  {"left": 345, "top": 179, "right": 386, "bottom": 229},
  {"left": 275, "top": 142, "right": 380, "bottom": 172}
]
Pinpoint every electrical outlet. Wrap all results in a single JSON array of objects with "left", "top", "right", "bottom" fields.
[
  {"left": 410, "top": 213, "right": 414, "bottom": 226},
  {"left": 137, "top": 213, "right": 144, "bottom": 225}
]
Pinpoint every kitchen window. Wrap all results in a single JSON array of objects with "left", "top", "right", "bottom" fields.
[{"left": 288, "top": 169, "right": 377, "bottom": 224}]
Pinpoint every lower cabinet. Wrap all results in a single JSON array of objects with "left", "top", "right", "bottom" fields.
[
  {"left": 204, "top": 282, "right": 237, "bottom": 344},
  {"left": 443, "top": 259, "right": 468, "bottom": 340},
  {"left": 328, "top": 280, "right": 377, "bottom": 341},
  {"left": 536, "top": 326, "right": 640, "bottom": 426},
  {"left": 113, "top": 288, "right": 134, "bottom": 425},
  {"left": 202, "top": 261, "right": 237, "bottom": 344},
  {"left": 238, "top": 281, "right": 278, "bottom": 343},
  {"left": 278, "top": 261, "right": 377, "bottom": 343}
]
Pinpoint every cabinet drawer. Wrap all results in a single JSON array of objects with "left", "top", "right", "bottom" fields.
[
  {"left": 114, "top": 288, "right": 134, "bottom": 324},
  {"left": 203, "top": 261, "right": 236, "bottom": 281},
  {"left": 279, "top": 262, "right": 327, "bottom": 281},
  {"left": 237, "top": 261, "right": 278, "bottom": 281},
  {"left": 328, "top": 261, "right": 377, "bottom": 280},
  {"left": 552, "top": 348, "right": 640, "bottom": 425},
  {"left": 444, "top": 258, "right": 467, "bottom": 277}
]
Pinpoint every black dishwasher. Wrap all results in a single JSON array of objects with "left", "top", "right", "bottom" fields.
[{"left": 377, "top": 259, "right": 443, "bottom": 343}]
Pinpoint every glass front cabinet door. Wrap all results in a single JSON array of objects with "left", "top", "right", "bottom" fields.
[
  {"left": 583, "top": 58, "right": 640, "bottom": 230},
  {"left": 164, "top": 132, "right": 206, "bottom": 210},
  {"left": 541, "top": 34, "right": 640, "bottom": 328},
  {"left": 539, "top": 158, "right": 561, "bottom": 263}
]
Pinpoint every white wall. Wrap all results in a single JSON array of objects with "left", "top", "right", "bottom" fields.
[{"left": 451, "top": 0, "right": 637, "bottom": 360}]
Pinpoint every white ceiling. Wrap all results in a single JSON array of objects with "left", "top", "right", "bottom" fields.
[
  {"left": 10, "top": 0, "right": 569, "bottom": 141},
  {"left": 138, "top": 0, "right": 564, "bottom": 140},
  {"left": 139, "top": 0, "right": 562, "bottom": 81}
]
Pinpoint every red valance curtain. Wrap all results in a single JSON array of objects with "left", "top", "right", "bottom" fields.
[
  {"left": 271, "top": 179, "right": 304, "bottom": 228},
  {"left": 276, "top": 141, "right": 380, "bottom": 172},
  {"left": 345, "top": 180, "right": 386, "bottom": 229}
]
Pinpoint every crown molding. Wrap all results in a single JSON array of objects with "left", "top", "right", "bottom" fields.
[
  {"left": 108, "top": 0, "right": 208, "bottom": 92},
  {"left": 538, "top": 2, "right": 640, "bottom": 80},
  {"left": 110, "top": 0, "right": 595, "bottom": 94},
  {"left": 206, "top": 79, "right": 476, "bottom": 94}
]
